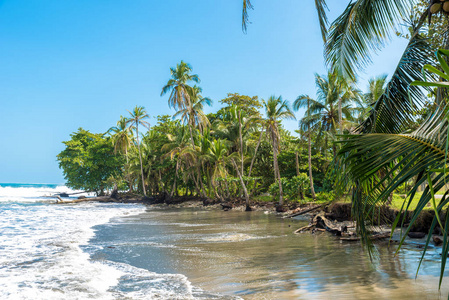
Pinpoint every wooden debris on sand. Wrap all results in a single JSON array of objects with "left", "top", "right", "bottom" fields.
[
  {"left": 283, "top": 205, "right": 322, "bottom": 219},
  {"left": 294, "top": 212, "right": 351, "bottom": 235}
]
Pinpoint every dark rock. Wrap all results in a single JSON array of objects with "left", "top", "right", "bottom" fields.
[
  {"left": 59, "top": 192, "right": 69, "bottom": 197},
  {"left": 408, "top": 232, "right": 426, "bottom": 239},
  {"left": 221, "top": 203, "right": 233, "bottom": 210},
  {"left": 110, "top": 184, "right": 119, "bottom": 199},
  {"left": 433, "top": 236, "right": 443, "bottom": 246},
  {"left": 203, "top": 198, "right": 217, "bottom": 206},
  {"left": 78, "top": 196, "right": 86, "bottom": 199},
  {"left": 245, "top": 205, "right": 252, "bottom": 212},
  {"left": 276, "top": 205, "right": 288, "bottom": 213}
]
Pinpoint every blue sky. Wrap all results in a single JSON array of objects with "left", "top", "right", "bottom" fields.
[{"left": 0, "top": 1, "right": 409, "bottom": 184}]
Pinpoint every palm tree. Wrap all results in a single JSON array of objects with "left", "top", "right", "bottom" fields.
[
  {"left": 263, "top": 96, "right": 296, "bottom": 208},
  {"left": 174, "top": 85, "right": 212, "bottom": 145},
  {"left": 241, "top": 1, "right": 415, "bottom": 80},
  {"left": 108, "top": 116, "right": 133, "bottom": 156},
  {"left": 162, "top": 126, "right": 190, "bottom": 197},
  {"left": 108, "top": 116, "right": 134, "bottom": 191},
  {"left": 354, "top": 74, "right": 387, "bottom": 123},
  {"left": 161, "top": 61, "right": 200, "bottom": 110},
  {"left": 293, "top": 98, "right": 317, "bottom": 200},
  {"left": 294, "top": 71, "right": 358, "bottom": 157},
  {"left": 126, "top": 106, "right": 150, "bottom": 196}
]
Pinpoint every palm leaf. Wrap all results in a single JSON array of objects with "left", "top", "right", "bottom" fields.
[
  {"left": 325, "top": 0, "right": 409, "bottom": 80},
  {"left": 315, "top": 0, "right": 329, "bottom": 42},
  {"left": 356, "top": 33, "right": 435, "bottom": 134},
  {"left": 242, "top": 0, "right": 253, "bottom": 33}
]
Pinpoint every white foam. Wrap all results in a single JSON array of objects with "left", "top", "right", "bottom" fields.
[
  {"left": 0, "top": 201, "right": 145, "bottom": 299},
  {"left": 0, "top": 184, "right": 94, "bottom": 203}
]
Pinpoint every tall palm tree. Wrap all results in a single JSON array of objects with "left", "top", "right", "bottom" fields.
[
  {"left": 161, "top": 61, "right": 200, "bottom": 110},
  {"left": 353, "top": 75, "right": 387, "bottom": 123},
  {"left": 295, "top": 71, "right": 358, "bottom": 157},
  {"left": 126, "top": 106, "right": 150, "bottom": 196},
  {"left": 263, "top": 96, "right": 296, "bottom": 208},
  {"left": 162, "top": 126, "right": 190, "bottom": 197},
  {"left": 293, "top": 98, "right": 317, "bottom": 200},
  {"left": 174, "top": 85, "right": 212, "bottom": 145},
  {"left": 108, "top": 116, "right": 134, "bottom": 191},
  {"left": 108, "top": 116, "right": 133, "bottom": 157}
]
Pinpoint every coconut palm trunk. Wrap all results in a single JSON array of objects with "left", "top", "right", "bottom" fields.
[
  {"left": 248, "top": 128, "right": 264, "bottom": 177},
  {"left": 239, "top": 111, "right": 244, "bottom": 176},
  {"left": 271, "top": 129, "right": 284, "bottom": 206},
  {"left": 338, "top": 97, "right": 342, "bottom": 133},
  {"left": 307, "top": 100, "right": 316, "bottom": 200},
  {"left": 295, "top": 151, "right": 300, "bottom": 176},
  {"left": 231, "top": 158, "right": 250, "bottom": 210},
  {"left": 135, "top": 124, "right": 147, "bottom": 196},
  {"left": 170, "top": 159, "right": 179, "bottom": 197}
]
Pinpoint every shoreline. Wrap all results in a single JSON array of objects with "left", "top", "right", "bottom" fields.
[{"left": 55, "top": 192, "right": 446, "bottom": 243}]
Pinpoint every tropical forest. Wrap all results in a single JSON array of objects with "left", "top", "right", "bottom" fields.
[{"left": 47, "top": 0, "right": 449, "bottom": 298}]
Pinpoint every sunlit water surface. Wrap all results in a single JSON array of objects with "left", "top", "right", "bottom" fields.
[{"left": 89, "top": 207, "right": 449, "bottom": 299}]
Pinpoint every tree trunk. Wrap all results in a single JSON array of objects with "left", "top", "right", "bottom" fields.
[
  {"left": 188, "top": 122, "right": 206, "bottom": 198},
  {"left": 272, "top": 130, "right": 283, "bottom": 206},
  {"left": 295, "top": 151, "right": 300, "bottom": 176},
  {"left": 232, "top": 158, "right": 250, "bottom": 210},
  {"left": 136, "top": 125, "right": 147, "bottom": 196},
  {"left": 248, "top": 128, "right": 264, "bottom": 178},
  {"left": 307, "top": 99, "right": 316, "bottom": 199},
  {"left": 338, "top": 97, "right": 342, "bottom": 133},
  {"left": 239, "top": 110, "right": 244, "bottom": 177},
  {"left": 307, "top": 119, "right": 316, "bottom": 200},
  {"left": 170, "top": 160, "right": 179, "bottom": 197}
]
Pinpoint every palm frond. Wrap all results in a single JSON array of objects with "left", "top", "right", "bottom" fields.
[
  {"left": 357, "top": 33, "right": 435, "bottom": 134},
  {"left": 242, "top": 0, "right": 253, "bottom": 33},
  {"left": 315, "top": 0, "right": 329, "bottom": 42},
  {"left": 337, "top": 105, "right": 449, "bottom": 274},
  {"left": 325, "top": 0, "right": 409, "bottom": 80}
]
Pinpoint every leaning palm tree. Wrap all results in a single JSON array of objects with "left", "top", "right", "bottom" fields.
[
  {"left": 161, "top": 61, "right": 200, "bottom": 110},
  {"left": 126, "top": 106, "right": 150, "bottom": 196},
  {"left": 263, "top": 96, "right": 296, "bottom": 208}
]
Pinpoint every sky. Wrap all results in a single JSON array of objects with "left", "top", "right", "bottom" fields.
[{"left": 0, "top": 0, "right": 410, "bottom": 184}]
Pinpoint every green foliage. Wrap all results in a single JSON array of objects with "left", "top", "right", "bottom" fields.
[
  {"left": 269, "top": 174, "right": 310, "bottom": 201},
  {"left": 217, "top": 93, "right": 262, "bottom": 118},
  {"left": 57, "top": 128, "right": 123, "bottom": 194},
  {"left": 314, "top": 191, "right": 335, "bottom": 203}
]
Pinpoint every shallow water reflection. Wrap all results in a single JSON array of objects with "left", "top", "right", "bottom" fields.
[{"left": 93, "top": 208, "right": 449, "bottom": 299}]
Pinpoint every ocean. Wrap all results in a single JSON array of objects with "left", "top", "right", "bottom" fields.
[
  {"left": 2, "top": 183, "right": 449, "bottom": 299},
  {"left": 0, "top": 183, "right": 227, "bottom": 299}
]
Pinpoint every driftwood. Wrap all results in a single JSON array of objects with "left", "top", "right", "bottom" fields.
[
  {"left": 294, "top": 212, "right": 348, "bottom": 235},
  {"left": 52, "top": 196, "right": 114, "bottom": 204},
  {"left": 283, "top": 205, "right": 322, "bottom": 219}
]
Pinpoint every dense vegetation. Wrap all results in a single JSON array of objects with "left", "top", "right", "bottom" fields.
[
  {"left": 57, "top": 60, "right": 385, "bottom": 209},
  {"left": 57, "top": 0, "right": 449, "bottom": 289}
]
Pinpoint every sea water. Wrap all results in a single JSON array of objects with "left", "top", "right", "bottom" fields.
[
  {"left": 0, "top": 183, "right": 225, "bottom": 300},
  {"left": 3, "top": 183, "right": 449, "bottom": 299}
]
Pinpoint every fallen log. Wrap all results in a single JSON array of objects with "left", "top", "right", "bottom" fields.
[
  {"left": 283, "top": 205, "right": 322, "bottom": 218},
  {"left": 53, "top": 196, "right": 113, "bottom": 204},
  {"left": 294, "top": 224, "right": 314, "bottom": 234}
]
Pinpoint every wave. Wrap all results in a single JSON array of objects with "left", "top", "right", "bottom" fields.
[{"left": 0, "top": 183, "right": 94, "bottom": 203}]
